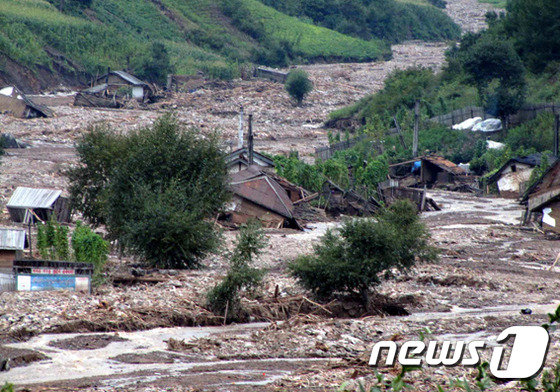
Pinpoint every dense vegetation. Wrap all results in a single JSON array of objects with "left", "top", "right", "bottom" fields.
[
  {"left": 322, "top": 0, "right": 560, "bottom": 185},
  {"left": 261, "top": 0, "right": 460, "bottom": 43},
  {"left": 67, "top": 115, "right": 229, "bottom": 269},
  {"left": 290, "top": 200, "right": 436, "bottom": 304},
  {"left": 0, "top": 0, "right": 392, "bottom": 83}
]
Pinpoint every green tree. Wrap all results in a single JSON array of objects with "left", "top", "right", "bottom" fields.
[
  {"left": 505, "top": 0, "right": 560, "bottom": 71},
  {"left": 134, "top": 42, "right": 173, "bottom": 86},
  {"left": 458, "top": 33, "right": 526, "bottom": 117},
  {"left": 67, "top": 127, "right": 128, "bottom": 227},
  {"left": 285, "top": 69, "right": 313, "bottom": 105},
  {"left": 289, "top": 200, "right": 437, "bottom": 304},
  {"left": 206, "top": 221, "right": 267, "bottom": 321},
  {"left": 68, "top": 115, "right": 230, "bottom": 269}
]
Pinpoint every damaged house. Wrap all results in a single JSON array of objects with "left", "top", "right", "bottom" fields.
[
  {"left": 0, "top": 86, "right": 52, "bottom": 118},
  {"left": 522, "top": 158, "right": 560, "bottom": 233},
  {"left": 223, "top": 166, "right": 308, "bottom": 229},
  {"left": 75, "top": 70, "right": 153, "bottom": 107},
  {"left": 226, "top": 147, "right": 275, "bottom": 173},
  {"left": 321, "top": 179, "right": 380, "bottom": 217},
  {"left": 389, "top": 155, "right": 473, "bottom": 190},
  {"left": 7, "top": 187, "right": 71, "bottom": 223},
  {"left": 487, "top": 154, "right": 548, "bottom": 198}
]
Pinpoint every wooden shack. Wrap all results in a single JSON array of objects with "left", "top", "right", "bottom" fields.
[
  {"left": 7, "top": 187, "right": 71, "bottom": 223},
  {"left": 0, "top": 228, "right": 27, "bottom": 269}
]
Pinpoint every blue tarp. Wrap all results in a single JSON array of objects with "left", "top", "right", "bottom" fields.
[{"left": 411, "top": 161, "right": 422, "bottom": 173}]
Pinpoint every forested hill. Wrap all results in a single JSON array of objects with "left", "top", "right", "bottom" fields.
[{"left": 0, "top": 0, "right": 459, "bottom": 91}]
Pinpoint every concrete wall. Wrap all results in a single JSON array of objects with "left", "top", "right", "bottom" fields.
[{"left": 497, "top": 163, "right": 533, "bottom": 198}]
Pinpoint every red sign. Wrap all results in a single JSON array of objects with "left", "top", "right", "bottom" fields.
[{"left": 31, "top": 268, "right": 75, "bottom": 275}]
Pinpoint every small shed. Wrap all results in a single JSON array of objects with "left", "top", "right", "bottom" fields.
[
  {"left": 225, "top": 166, "right": 301, "bottom": 229},
  {"left": 7, "top": 187, "right": 71, "bottom": 223},
  {"left": 0, "top": 228, "right": 27, "bottom": 269},
  {"left": 226, "top": 148, "right": 275, "bottom": 173},
  {"left": 487, "top": 154, "right": 546, "bottom": 198},
  {"left": 0, "top": 86, "right": 52, "bottom": 118},
  {"left": 523, "top": 159, "right": 560, "bottom": 233},
  {"left": 87, "top": 70, "right": 152, "bottom": 102},
  {"left": 389, "top": 156, "right": 469, "bottom": 188}
]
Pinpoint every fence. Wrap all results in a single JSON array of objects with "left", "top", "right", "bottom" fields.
[
  {"left": 507, "top": 103, "right": 560, "bottom": 126},
  {"left": 0, "top": 271, "right": 15, "bottom": 292},
  {"left": 316, "top": 103, "right": 560, "bottom": 161},
  {"left": 315, "top": 134, "right": 370, "bottom": 161},
  {"left": 430, "top": 103, "right": 560, "bottom": 127},
  {"left": 429, "top": 106, "right": 486, "bottom": 127}
]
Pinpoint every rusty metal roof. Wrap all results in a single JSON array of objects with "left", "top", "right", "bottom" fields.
[
  {"left": 230, "top": 166, "right": 293, "bottom": 218},
  {"left": 422, "top": 156, "right": 465, "bottom": 175},
  {"left": 525, "top": 159, "right": 560, "bottom": 205},
  {"left": 7, "top": 187, "right": 62, "bottom": 209},
  {"left": 0, "top": 228, "right": 26, "bottom": 250}
]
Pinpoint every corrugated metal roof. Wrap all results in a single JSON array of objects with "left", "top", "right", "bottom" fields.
[
  {"left": 83, "top": 83, "right": 108, "bottom": 94},
  {"left": 423, "top": 156, "right": 465, "bottom": 175},
  {"left": 113, "top": 71, "right": 147, "bottom": 86},
  {"left": 230, "top": 166, "right": 293, "bottom": 218},
  {"left": 0, "top": 228, "right": 26, "bottom": 250},
  {"left": 7, "top": 187, "right": 62, "bottom": 209}
]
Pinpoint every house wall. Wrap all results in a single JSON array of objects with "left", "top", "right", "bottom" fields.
[
  {"left": 0, "top": 250, "right": 17, "bottom": 269},
  {"left": 497, "top": 163, "right": 533, "bottom": 198},
  {"left": 0, "top": 95, "right": 28, "bottom": 118},
  {"left": 229, "top": 196, "right": 285, "bottom": 228},
  {"left": 542, "top": 200, "right": 560, "bottom": 234}
]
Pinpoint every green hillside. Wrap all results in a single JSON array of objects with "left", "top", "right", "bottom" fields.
[
  {"left": 260, "top": 0, "right": 461, "bottom": 43},
  {"left": 0, "top": 0, "right": 391, "bottom": 86}
]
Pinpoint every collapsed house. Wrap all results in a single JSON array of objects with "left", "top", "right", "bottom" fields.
[
  {"left": 223, "top": 166, "right": 311, "bottom": 229},
  {"left": 74, "top": 70, "right": 153, "bottom": 107},
  {"left": 389, "top": 155, "right": 475, "bottom": 191},
  {"left": 226, "top": 147, "right": 275, "bottom": 173},
  {"left": 378, "top": 180, "right": 440, "bottom": 212},
  {"left": 7, "top": 187, "right": 71, "bottom": 223},
  {"left": 522, "top": 159, "right": 560, "bottom": 233},
  {"left": 0, "top": 86, "right": 52, "bottom": 118},
  {"left": 487, "top": 154, "right": 548, "bottom": 198},
  {"left": 321, "top": 180, "right": 380, "bottom": 217}
]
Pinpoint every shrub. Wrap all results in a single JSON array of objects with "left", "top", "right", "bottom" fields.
[
  {"left": 289, "top": 200, "right": 437, "bottom": 304},
  {"left": 71, "top": 221, "right": 109, "bottom": 282},
  {"left": 206, "top": 221, "right": 267, "bottom": 321},
  {"left": 285, "top": 69, "right": 313, "bottom": 105}
]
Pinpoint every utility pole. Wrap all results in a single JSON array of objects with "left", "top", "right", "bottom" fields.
[
  {"left": 238, "top": 105, "right": 244, "bottom": 149},
  {"left": 413, "top": 100, "right": 420, "bottom": 157},
  {"left": 555, "top": 114, "right": 559, "bottom": 158},
  {"left": 248, "top": 114, "right": 254, "bottom": 165}
]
